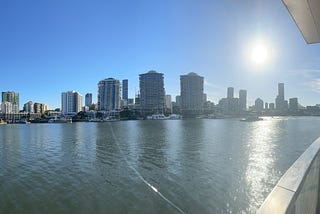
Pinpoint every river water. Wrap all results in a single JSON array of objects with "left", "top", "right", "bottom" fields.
[{"left": 1, "top": 117, "right": 320, "bottom": 213}]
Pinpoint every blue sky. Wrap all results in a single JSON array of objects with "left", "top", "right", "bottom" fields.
[{"left": 1, "top": 0, "right": 320, "bottom": 109}]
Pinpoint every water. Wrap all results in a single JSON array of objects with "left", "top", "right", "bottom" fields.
[{"left": 1, "top": 117, "right": 320, "bottom": 213}]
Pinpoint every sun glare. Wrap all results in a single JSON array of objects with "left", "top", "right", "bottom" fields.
[{"left": 250, "top": 43, "right": 269, "bottom": 66}]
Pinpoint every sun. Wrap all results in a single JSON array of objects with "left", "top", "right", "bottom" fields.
[{"left": 249, "top": 41, "right": 271, "bottom": 67}]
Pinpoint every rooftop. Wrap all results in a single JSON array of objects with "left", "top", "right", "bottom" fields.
[
  {"left": 147, "top": 70, "right": 158, "bottom": 74},
  {"left": 187, "top": 72, "right": 199, "bottom": 76}
]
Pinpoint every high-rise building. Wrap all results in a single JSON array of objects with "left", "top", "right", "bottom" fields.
[
  {"left": 227, "top": 87, "right": 234, "bottom": 99},
  {"left": 98, "top": 78, "right": 121, "bottom": 111},
  {"left": 85, "top": 93, "right": 92, "bottom": 107},
  {"left": 34, "top": 102, "right": 49, "bottom": 114},
  {"left": 127, "top": 98, "right": 134, "bottom": 105},
  {"left": 43, "top": 104, "right": 50, "bottom": 112},
  {"left": 265, "top": 102, "right": 269, "bottom": 110},
  {"left": 2, "top": 91, "right": 19, "bottom": 113},
  {"left": 165, "top": 95, "right": 172, "bottom": 113},
  {"left": 175, "top": 95, "right": 181, "bottom": 107},
  {"left": 289, "top": 98, "right": 298, "bottom": 111},
  {"left": 278, "top": 83, "right": 284, "bottom": 99},
  {"left": 34, "top": 103, "right": 41, "bottom": 114},
  {"left": 122, "top": 79, "right": 128, "bottom": 100},
  {"left": 239, "top": 90, "right": 247, "bottom": 111},
  {"left": 203, "top": 93, "right": 207, "bottom": 104},
  {"left": 1, "top": 102, "right": 13, "bottom": 114},
  {"left": 180, "top": 72, "right": 204, "bottom": 116},
  {"left": 284, "top": 100, "right": 289, "bottom": 109},
  {"left": 269, "top": 103, "right": 275, "bottom": 110},
  {"left": 218, "top": 87, "right": 243, "bottom": 115},
  {"left": 61, "top": 91, "right": 82, "bottom": 115},
  {"left": 23, "top": 101, "right": 34, "bottom": 113},
  {"left": 134, "top": 93, "right": 140, "bottom": 109},
  {"left": 255, "top": 98, "right": 264, "bottom": 112},
  {"left": 139, "top": 70, "right": 165, "bottom": 115},
  {"left": 276, "top": 83, "right": 286, "bottom": 110},
  {"left": 218, "top": 97, "right": 239, "bottom": 115}
]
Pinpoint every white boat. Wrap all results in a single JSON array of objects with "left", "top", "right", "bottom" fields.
[
  {"left": 0, "top": 119, "right": 7, "bottom": 125},
  {"left": 16, "top": 120, "right": 31, "bottom": 124},
  {"left": 146, "top": 114, "right": 167, "bottom": 120},
  {"left": 168, "top": 114, "right": 182, "bottom": 120},
  {"left": 240, "top": 116, "right": 263, "bottom": 122},
  {"left": 89, "top": 118, "right": 102, "bottom": 122},
  {"left": 103, "top": 117, "right": 119, "bottom": 122},
  {"left": 48, "top": 116, "right": 72, "bottom": 123}
]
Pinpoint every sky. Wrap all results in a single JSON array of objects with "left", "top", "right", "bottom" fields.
[{"left": 1, "top": 0, "right": 320, "bottom": 109}]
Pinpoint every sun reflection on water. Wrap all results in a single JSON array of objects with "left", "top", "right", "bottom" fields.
[{"left": 244, "top": 119, "right": 281, "bottom": 213}]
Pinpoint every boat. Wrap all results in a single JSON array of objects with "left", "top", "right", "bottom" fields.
[
  {"left": 89, "top": 118, "right": 102, "bottom": 122},
  {"left": 213, "top": 115, "right": 227, "bottom": 119},
  {"left": 48, "top": 116, "right": 72, "bottom": 123},
  {"left": 15, "top": 120, "right": 31, "bottom": 124},
  {"left": 103, "top": 117, "right": 120, "bottom": 122},
  {"left": 205, "top": 114, "right": 227, "bottom": 119},
  {"left": 240, "top": 115, "right": 263, "bottom": 122},
  {"left": 146, "top": 114, "right": 167, "bottom": 120},
  {"left": 168, "top": 114, "right": 182, "bottom": 120},
  {"left": 0, "top": 119, "right": 7, "bottom": 125},
  {"left": 29, "top": 119, "right": 49, "bottom": 123}
]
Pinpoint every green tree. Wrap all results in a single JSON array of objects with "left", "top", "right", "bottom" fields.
[{"left": 77, "top": 111, "right": 86, "bottom": 119}]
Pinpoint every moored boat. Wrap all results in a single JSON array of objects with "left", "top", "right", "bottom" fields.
[
  {"left": 146, "top": 114, "right": 167, "bottom": 120},
  {"left": 16, "top": 120, "right": 31, "bottom": 124},
  {"left": 89, "top": 118, "right": 102, "bottom": 122},
  {"left": 240, "top": 115, "right": 263, "bottom": 122},
  {"left": 48, "top": 116, "right": 72, "bottom": 123},
  {"left": 168, "top": 114, "right": 182, "bottom": 120},
  {"left": 103, "top": 117, "right": 120, "bottom": 122}
]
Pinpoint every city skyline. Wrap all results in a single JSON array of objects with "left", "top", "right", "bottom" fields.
[
  {"left": 1, "top": 0, "right": 320, "bottom": 109},
  {"left": 0, "top": 79, "right": 308, "bottom": 113}
]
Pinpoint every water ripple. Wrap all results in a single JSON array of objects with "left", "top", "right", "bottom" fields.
[{"left": 1, "top": 118, "right": 320, "bottom": 213}]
